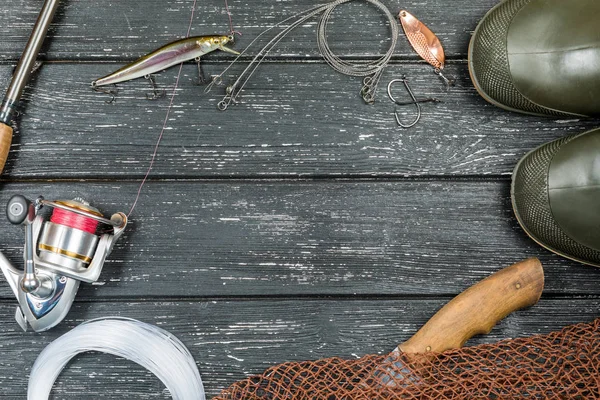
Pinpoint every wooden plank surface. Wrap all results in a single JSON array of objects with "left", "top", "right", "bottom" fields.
[
  {"left": 0, "top": 0, "right": 497, "bottom": 61},
  {"left": 0, "top": 181, "right": 598, "bottom": 299},
  {"left": 0, "top": 299, "right": 597, "bottom": 398},
  {"left": 0, "top": 63, "right": 597, "bottom": 178},
  {"left": 1, "top": 0, "right": 599, "bottom": 398}
]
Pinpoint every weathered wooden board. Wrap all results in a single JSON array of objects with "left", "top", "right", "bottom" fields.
[
  {"left": 0, "top": 299, "right": 597, "bottom": 398},
  {"left": 0, "top": 181, "right": 598, "bottom": 299},
  {"left": 0, "top": 63, "right": 596, "bottom": 178},
  {"left": 0, "top": 0, "right": 598, "bottom": 397},
  {"left": 0, "top": 0, "right": 497, "bottom": 61}
]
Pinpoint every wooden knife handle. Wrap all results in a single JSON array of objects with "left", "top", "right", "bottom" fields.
[
  {"left": 0, "top": 123, "right": 13, "bottom": 173},
  {"left": 399, "top": 258, "right": 544, "bottom": 354}
]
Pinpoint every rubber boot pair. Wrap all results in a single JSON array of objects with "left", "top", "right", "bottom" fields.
[{"left": 468, "top": 0, "right": 600, "bottom": 266}]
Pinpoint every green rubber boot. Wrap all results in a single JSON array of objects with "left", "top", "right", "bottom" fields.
[
  {"left": 512, "top": 127, "right": 600, "bottom": 266},
  {"left": 469, "top": 0, "right": 600, "bottom": 117}
]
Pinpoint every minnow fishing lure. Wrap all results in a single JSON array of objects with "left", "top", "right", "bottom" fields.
[
  {"left": 399, "top": 10, "right": 454, "bottom": 87},
  {"left": 92, "top": 34, "right": 240, "bottom": 100}
]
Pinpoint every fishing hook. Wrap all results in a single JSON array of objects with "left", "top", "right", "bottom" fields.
[
  {"left": 144, "top": 74, "right": 166, "bottom": 100},
  {"left": 387, "top": 77, "right": 439, "bottom": 128},
  {"left": 92, "top": 82, "right": 119, "bottom": 104},
  {"left": 195, "top": 35, "right": 235, "bottom": 85},
  {"left": 195, "top": 57, "right": 206, "bottom": 85}
]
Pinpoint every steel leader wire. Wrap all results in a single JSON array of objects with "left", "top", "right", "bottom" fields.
[
  {"left": 317, "top": 0, "right": 398, "bottom": 103},
  {"left": 207, "top": 0, "right": 399, "bottom": 110}
]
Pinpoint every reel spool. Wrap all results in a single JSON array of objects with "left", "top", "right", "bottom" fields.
[{"left": 0, "top": 195, "right": 127, "bottom": 332}]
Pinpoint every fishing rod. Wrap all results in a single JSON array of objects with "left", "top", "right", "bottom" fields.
[{"left": 0, "top": 0, "right": 61, "bottom": 173}]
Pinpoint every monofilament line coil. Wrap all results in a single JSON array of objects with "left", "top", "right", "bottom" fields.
[{"left": 28, "top": 317, "right": 205, "bottom": 400}]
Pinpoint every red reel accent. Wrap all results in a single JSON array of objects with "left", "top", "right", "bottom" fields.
[{"left": 50, "top": 208, "right": 99, "bottom": 234}]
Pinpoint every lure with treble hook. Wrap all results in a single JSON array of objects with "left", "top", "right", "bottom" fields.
[
  {"left": 91, "top": 34, "right": 240, "bottom": 99},
  {"left": 399, "top": 10, "right": 454, "bottom": 88}
]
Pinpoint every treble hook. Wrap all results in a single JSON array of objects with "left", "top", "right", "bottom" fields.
[
  {"left": 92, "top": 82, "right": 119, "bottom": 104},
  {"left": 144, "top": 74, "right": 166, "bottom": 100},
  {"left": 195, "top": 57, "right": 206, "bottom": 85}
]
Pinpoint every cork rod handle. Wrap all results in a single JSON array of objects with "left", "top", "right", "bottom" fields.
[
  {"left": 399, "top": 258, "right": 544, "bottom": 354},
  {"left": 0, "top": 123, "right": 13, "bottom": 173}
]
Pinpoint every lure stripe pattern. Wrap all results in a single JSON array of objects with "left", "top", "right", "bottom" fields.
[{"left": 213, "top": 318, "right": 600, "bottom": 399}]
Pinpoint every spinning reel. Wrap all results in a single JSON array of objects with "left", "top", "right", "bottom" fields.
[{"left": 0, "top": 195, "right": 127, "bottom": 332}]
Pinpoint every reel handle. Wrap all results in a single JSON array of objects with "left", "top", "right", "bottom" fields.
[{"left": 6, "top": 195, "right": 41, "bottom": 293}]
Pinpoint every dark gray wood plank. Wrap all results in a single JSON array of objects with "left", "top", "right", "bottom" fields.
[
  {"left": 0, "top": 1, "right": 595, "bottom": 398},
  {"left": 0, "top": 0, "right": 497, "bottom": 61},
  {"left": 0, "top": 180, "right": 599, "bottom": 299},
  {"left": 1, "top": 63, "right": 596, "bottom": 178},
  {"left": 0, "top": 299, "right": 597, "bottom": 398}
]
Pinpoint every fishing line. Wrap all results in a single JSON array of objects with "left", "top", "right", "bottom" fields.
[
  {"left": 128, "top": 0, "right": 237, "bottom": 217},
  {"left": 50, "top": 206, "right": 99, "bottom": 234},
  {"left": 27, "top": 318, "right": 205, "bottom": 400},
  {"left": 209, "top": 0, "right": 398, "bottom": 109},
  {"left": 223, "top": 0, "right": 240, "bottom": 36}
]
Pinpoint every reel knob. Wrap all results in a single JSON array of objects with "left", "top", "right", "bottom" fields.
[
  {"left": 20, "top": 271, "right": 41, "bottom": 293},
  {"left": 6, "top": 195, "right": 32, "bottom": 225}
]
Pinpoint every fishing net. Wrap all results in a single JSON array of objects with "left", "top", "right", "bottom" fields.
[{"left": 213, "top": 318, "right": 600, "bottom": 399}]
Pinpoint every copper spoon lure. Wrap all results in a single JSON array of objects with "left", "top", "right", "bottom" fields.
[{"left": 399, "top": 9, "right": 454, "bottom": 88}]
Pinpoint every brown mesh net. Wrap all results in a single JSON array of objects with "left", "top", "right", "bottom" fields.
[{"left": 214, "top": 318, "right": 600, "bottom": 399}]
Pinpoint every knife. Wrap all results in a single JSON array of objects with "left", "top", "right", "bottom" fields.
[
  {"left": 0, "top": 0, "right": 61, "bottom": 173},
  {"left": 372, "top": 258, "right": 544, "bottom": 387}
]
